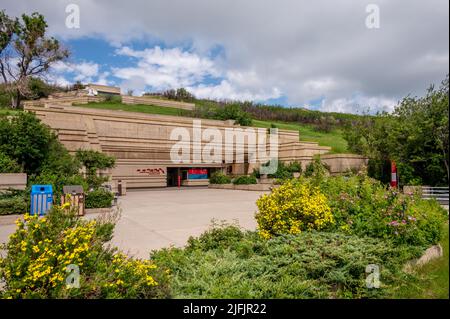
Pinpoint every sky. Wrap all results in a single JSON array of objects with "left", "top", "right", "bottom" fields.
[{"left": 1, "top": 0, "right": 448, "bottom": 114}]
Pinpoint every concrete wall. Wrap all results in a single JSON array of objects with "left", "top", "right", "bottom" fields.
[
  {"left": 122, "top": 95, "right": 195, "bottom": 110},
  {"left": 0, "top": 173, "right": 27, "bottom": 191},
  {"left": 320, "top": 154, "right": 368, "bottom": 174}
]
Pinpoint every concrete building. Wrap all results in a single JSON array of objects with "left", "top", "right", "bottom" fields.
[{"left": 24, "top": 103, "right": 368, "bottom": 189}]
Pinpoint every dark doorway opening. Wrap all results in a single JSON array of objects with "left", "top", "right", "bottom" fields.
[{"left": 167, "top": 167, "right": 180, "bottom": 187}]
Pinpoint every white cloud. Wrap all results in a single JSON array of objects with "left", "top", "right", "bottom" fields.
[
  {"left": 1, "top": 0, "right": 448, "bottom": 113},
  {"left": 188, "top": 80, "right": 281, "bottom": 101},
  {"left": 51, "top": 61, "right": 100, "bottom": 84},
  {"left": 113, "top": 46, "right": 218, "bottom": 90},
  {"left": 113, "top": 46, "right": 282, "bottom": 101},
  {"left": 319, "top": 94, "right": 398, "bottom": 114}
]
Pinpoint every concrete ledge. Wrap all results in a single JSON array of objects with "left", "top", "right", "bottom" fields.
[
  {"left": 0, "top": 214, "right": 22, "bottom": 226},
  {"left": 0, "top": 173, "right": 27, "bottom": 191},
  {"left": 85, "top": 207, "right": 113, "bottom": 215},
  {"left": 209, "top": 183, "right": 272, "bottom": 191}
]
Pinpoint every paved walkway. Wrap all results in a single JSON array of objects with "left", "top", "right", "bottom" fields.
[{"left": 0, "top": 188, "right": 266, "bottom": 258}]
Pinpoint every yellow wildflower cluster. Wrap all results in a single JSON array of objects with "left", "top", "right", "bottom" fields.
[
  {"left": 106, "top": 252, "right": 159, "bottom": 289},
  {"left": 255, "top": 179, "right": 334, "bottom": 239}
]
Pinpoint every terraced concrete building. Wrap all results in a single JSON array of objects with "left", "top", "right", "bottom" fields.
[{"left": 24, "top": 88, "right": 367, "bottom": 189}]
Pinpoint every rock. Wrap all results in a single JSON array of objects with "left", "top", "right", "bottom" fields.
[{"left": 403, "top": 244, "right": 443, "bottom": 273}]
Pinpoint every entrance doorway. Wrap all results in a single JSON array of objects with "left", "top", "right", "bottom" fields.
[{"left": 166, "top": 167, "right": 180, "bottom": 187}]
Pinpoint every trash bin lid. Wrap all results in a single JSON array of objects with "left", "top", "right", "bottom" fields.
[{"left": 31, "top": 185, "right": 53, "bottom": 194}]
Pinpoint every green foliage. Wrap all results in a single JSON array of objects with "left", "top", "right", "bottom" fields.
[
  {"left": 0, "top": 206, "right": 170, "bottom": 298},
  {"left": 215, "top": 103, "right": 253, "bottom": 126},
  {"left": 253, "top": 119, "right": 348, "bottom": 153},
  {"left": 75, "top": 101, "right": 191, "bottom": 117},
  {"left": 0, "top": 112, "right": 78, "bottom": 175},
  {"left": 0, "top": 11, "right": 70, "bottom": 108},
  {"left": 304, "top": 157, "right": 329, "bottom": 183},
  {"left": 85, "top": 188, "right": 114, "bottom": 209},
  {"left": 209, "top": 171, "right": 231, "bottom": 184},
  {"left": 344, "top": 75, "right": 449, "bottom": 186},
  {"left": 0, "top": 151, "right": 21, "bottom": 173},
  {"left": 240, "top": 102, "right": 359, "bottom": 130},
  {"left": 393, "top": 224, "right": 449, "bottom": 299},
  {"left": 0, "top": 193, "right": 28, "bottom": 215},
  {"left": 317, "top": 174, "right": 448, "bottom": 246},
  {"left": 151, "top": 224, "right": 422, "bottom": 298},
  {"left": 232, "top": 175, "right": 257, "bottom": 185},
  {"left": 75, "top": 150, "right": 115, "bottom": 188},
  {"left": 268, "top": 161, "right": 303, "bottom": 180},
  {"left": 186, "top": 220, "right": 245, "bottom": 251},
  {"left": 103, "top": 94, "right": 122, "bottom": 103}
]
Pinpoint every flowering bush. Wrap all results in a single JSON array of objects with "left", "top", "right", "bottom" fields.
[
  {"left": 255, "top": 179, "right": 333, "bottom": 239},
  {"left": 0, "top": 206, "right": 170, "bottom": 299},
  {"left": 318, "top": 174, "right": 447, "bottom": 246}
]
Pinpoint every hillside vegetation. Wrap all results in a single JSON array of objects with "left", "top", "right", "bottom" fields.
[{"left": 74, "top": 101, "right": 349, "bottom": 153}]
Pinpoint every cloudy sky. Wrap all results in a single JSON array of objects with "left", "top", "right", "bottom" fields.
[{"left": 1, "top": 0, "right": 448, "bottom": 113}]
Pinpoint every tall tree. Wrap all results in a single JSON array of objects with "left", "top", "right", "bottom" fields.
[
  {"left": 344, "top": 75, "right": 449, "bottom": 186},
  {"left": 0, "top": 11, "right": 69, "bottom": 108}
]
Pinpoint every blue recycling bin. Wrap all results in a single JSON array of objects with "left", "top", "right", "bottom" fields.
[{"left": 30, "top": 185, "right": 53, "bottom": 216}]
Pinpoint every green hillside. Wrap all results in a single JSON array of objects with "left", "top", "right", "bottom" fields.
[{"left": 74, "top": 102, "right": 348, "bottom": 153}]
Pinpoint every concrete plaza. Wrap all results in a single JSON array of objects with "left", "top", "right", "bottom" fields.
[{"left": 0, "top": 188, "right": 266, "bottom": 259}]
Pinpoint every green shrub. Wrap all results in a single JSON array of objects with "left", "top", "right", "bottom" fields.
[
  {"left": 0, "top": 195, "right": 28, "bottom": 215},
  {"left": 151, "top": 224, "right": 422, "bottom": 299},
  {"left": 0, "top": 112, "right": 80, "bottom": 176},
  {"left": 85, "top": 189, "right": 114, "bottom": 208},
  {"left": 209, "top": 172, "right": 231, "bottom": 184},
  {"left": 102, "top": 94, "right": 122, "bottom": 103},
  {"left": 0, "top": 206, "right": 170, "bottom": 299},
  {"left": 186, "top": 221, "right": 245, "bottom": 251},
  {"left": 304, "top": 157, "right": 329, "bottom": 182},
  {"left": 318, "top": 174, "right": 448, "bottom": 246},
  {"left": 0, "top": 151, "right": 21, "bottom": 173},
  {"left": 232, "top": 175, "right": 257, "bottom": 185}
]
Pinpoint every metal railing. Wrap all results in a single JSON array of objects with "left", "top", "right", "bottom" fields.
[{"left": 421, "top": 186, "right": 449, "bottom": 205}]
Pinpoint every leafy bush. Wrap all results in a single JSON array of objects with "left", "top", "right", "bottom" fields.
[
  {"left": 317, "top": 174, "right": 448, "bottom": 246},
  {"left": 232, "top": 175, "right": 257, "bottom": 185},
  {"left": 151, "top": 224, "right": 422, "bottom": 298},
  {"left": 255, "top": 179, "right": 334, "bottom": 239},
  {"left": 186, "top": 220, "right": 244, "bottom": 251},
  {"left": 304, "top": 157, "right": 329, "bottom": 183},
  {"left": 85, "top": 189, "right": 114, "bottom": 209},
  {"left": 102, "top": 94, "right": 122, "bottom": 103},
  {"left": 269, "top": 161, "right": 303, "bottom": 180},
  {"left": 215, "top": 103, "right": 253, "bottom": 126},
  {"left": 0, "top": 206, "right": 170, "bottom": 299},
  {"left": 0, "top": 195, "right": 28, "bottom": 215},
  {"left": 75, "top": 150, "right": 115, "bottom": 188},
  {"left": 209, "top": 171, "right": 231, "bottom": 184},
  {"left": 0, "top": 112, "right": 80, "bottom": 176},
  {"left": 0, "top": 151, "right": 21, "bottom": 173}
]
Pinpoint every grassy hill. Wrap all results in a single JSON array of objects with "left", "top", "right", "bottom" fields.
[{"left": 74, "top": 101, "right": 348, "bottom": 153}]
